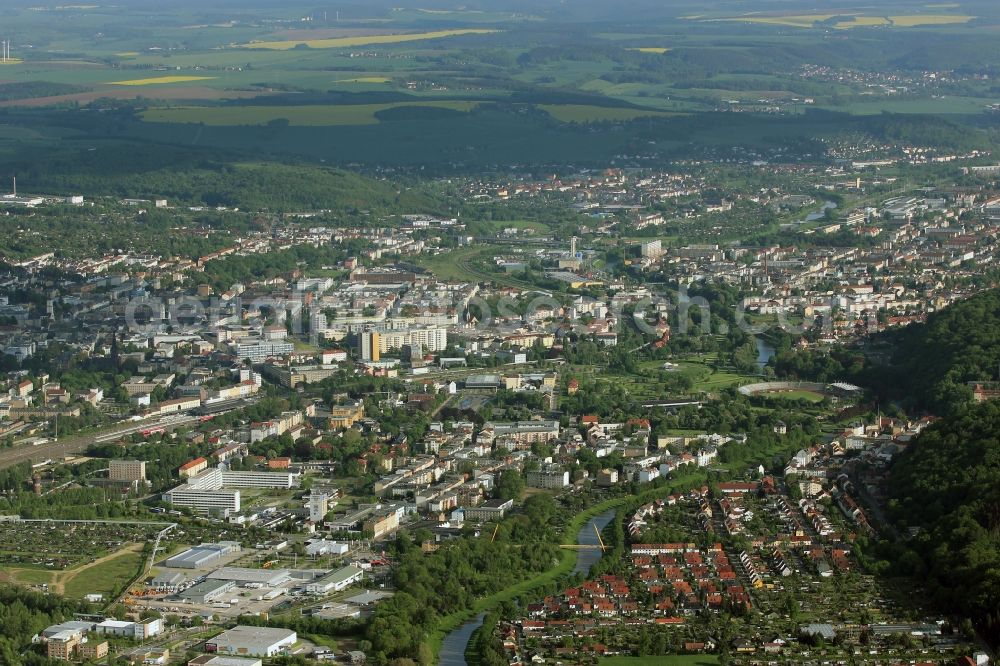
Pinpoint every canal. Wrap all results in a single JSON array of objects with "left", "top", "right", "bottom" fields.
[{"left": 438, "top": 508, "right": 618, "bottom": 665}]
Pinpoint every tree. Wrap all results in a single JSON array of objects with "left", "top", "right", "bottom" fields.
[{"left": 494, "top": 469, "right": 525, "bottom": 501}]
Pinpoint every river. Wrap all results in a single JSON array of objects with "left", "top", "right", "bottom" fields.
[
  {"left": 804, "top": 200, "right": 838, "bottom": 222},
  {"left": 438, "top": 508, "right": 618, "bottom": 665},
  {"left": 755, "top": 336, "right": 776, "bottom": 371}
]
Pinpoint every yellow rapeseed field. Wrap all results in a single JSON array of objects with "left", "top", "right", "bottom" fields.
[
  {"left": 110, "top": 75, "right": 216, "bottom": 86},
  {"left": 240, "top": 29, "right": 498, "bottom": 51}
]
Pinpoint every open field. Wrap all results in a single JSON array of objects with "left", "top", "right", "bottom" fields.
[
  {"left": 110, "top": 75, "right": 217, "bottom": 86},
  {"left": 705, "top": 13, "right": 975, "bottom": 28},
  {"left": 626, "top": 47, "right": 670, "bottom": 54},
  {"left": 141, "top": 101, "right": 481, "bottom": 126},
  {"left": 61, "top": 546, "right": 144, "bottom": 599},
  {"left": 2, "top": 542, "right": 145, "bottom": 599},
  {"left": 889, "top": 13, "right": 976, "bottom": 26},
  {"left": 332, "top": 77, "right": 391, "bottom": 84},
  {"left": 239, "top": 29, "right": 499, "bottom": 50},
  {"left": 539, "top": 105, "right": 682, "bottom": 123},
  {"left": 711, "top": 14, "right": 837, "bottom": 27},
  {"left": 834, "top": 16, "right": 891, "bottom": 28}
]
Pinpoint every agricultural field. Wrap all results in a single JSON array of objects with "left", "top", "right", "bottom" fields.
[
  {"left": 701, "top": 12, "right": 975, "bottom": 28},
  {"left": 539, "top": 105, "right": 682, "bottom": 124},
  {"left": 141, "top": 101, "right": 482, "bottom": 127},
  {"left": 110, "top": 76, "right": 218, "bottom": 86},
  {"left": 0, "top": 0, "right": 993, "bottom": 169},
  {"left": 238, "top": 28, "right": 500, "bottom": 50}
]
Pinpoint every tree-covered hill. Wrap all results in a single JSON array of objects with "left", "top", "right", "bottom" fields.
[
  {"left": 0, "top": 139, "right": 439, "bottom": 212},
  {"left": 878, "top": 288, "right": 1000, "bottom": 414},
  {"left": 775, "top": 288, "right": 1000, "bottom": 415},
  {"left": 887, "top": 400, "right": 1000, "bottom": 646}
]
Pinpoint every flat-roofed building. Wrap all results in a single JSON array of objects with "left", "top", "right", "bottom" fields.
[
  {"left": 47, "top": 633, "right": 81, "bottom": 661},
  {"left": 179, "top": 579, "right": 236, "bottom": 604},
  {"left": 110, "top": 459, "right": 147, "bottom": 482},
  {"left": 206, "top": 567, "right": 292, "bottom": 587},
  {"left": 304, "top": 565, "right": 364, "bottom": 595},
  {"left": 205, "top": 626, "right": 297, "bottom": 658},
  {"left": 526, "top": 466, "right": 570, "bottom": 489},
  {"left": 481, "top": 420, "right": 560, "bottom": 445},
  {"left": 162, "top": 488, "right": 240, "bottom": 517},
  {"left": 188, "top": 656, "right": 263, "bottom": 666},
  {"left": 80, "top": 641, "right": 109, "bottom": 660},
  {"left": 164, "top": 542, "right": 241, "bottom": 569},
  {"left": 151, "top": 571, "right": 186, "bottom": 591},
  {"left": 462, "top": 498, "right": 513, "bottom": 522}
]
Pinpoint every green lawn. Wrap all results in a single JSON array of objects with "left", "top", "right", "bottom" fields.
[
  {"left": 8, "top": 568, "right": 56, "bottom": 585},
  {"left": 63, "top": 550, "right": 144, "bottom": 600},
  {"left": 761, "top": 389, "right": 825, "bottom": 403},
  {"left": 599, "top": 655, "right": 720, "bottom": 666}
]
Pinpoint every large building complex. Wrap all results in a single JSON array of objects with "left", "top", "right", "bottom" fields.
[
  {"left": 205, "top": 626, "right": 297, "bottom": 657},
  {"left": 164, "top": 542, "right": 242, "bottom": 569},
  {"left": 304, "top": 565, "right": 364, "bottom": 595},
  {"left": 162, "top": 487, "right": 241, "bottom": 516},
  {"left": 163, "top": 467, "right": 299, "bottom": 516}
]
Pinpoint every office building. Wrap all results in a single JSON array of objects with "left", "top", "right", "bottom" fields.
[
  {"left": 359, "top": 331, "right": 380, "bottom": 361},
  {"left": 110, "top": 459, "right": 147, "bottom": 482},
  {"left": 232, "top": 340, "right": 294, "bottom": 362},
  {"left": 308, "top": 492, "right": 330, "bottom": 522},
  {"left": 47, "top": 633, "right": 81, "bottom": 661},
  {"left": 80, "top": 641, "right": 109, "bottom": 660},
  {"left": 162, "top": 487, "right": 240, "bottom": 516}
]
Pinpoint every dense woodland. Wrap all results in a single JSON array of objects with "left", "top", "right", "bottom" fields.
[
  {"left": 365, "top": 494, "right": 562, "bottom": 664},
  {"left": 886, "top": 401, "right": 1000, "bottom": 646},
  {"left": 0, "top": 585, "right": 89, "bottom": 665},
  {"left": 774, "top": 287, "right": 1000, "bottom": 415}
]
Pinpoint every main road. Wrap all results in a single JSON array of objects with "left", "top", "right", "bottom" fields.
[{"left": 0, "top": 413, "right": 201, "bottom": 471}]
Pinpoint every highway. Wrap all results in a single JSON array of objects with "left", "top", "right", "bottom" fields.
[{"left": 0, "top": 414, "right": 201, "bottom": 471}]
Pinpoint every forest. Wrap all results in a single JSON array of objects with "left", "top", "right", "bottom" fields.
[
  {"left": 0, "top": 585, "right": 89, "bottom": 665},
  {"left": 364, "top": 494, "right": 562, "bottom": 664},
  {"left": 773, "top": 287, "right": 1000, "bottom": 415},
  {"left": 886, "top": 400, "right": 1000, "bottom": 647}
]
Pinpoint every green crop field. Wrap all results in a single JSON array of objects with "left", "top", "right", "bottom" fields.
[
  {"left": 238, "top": 28, "right": 500, "bottom": 50},
  {"left": 539, "top": 105, "right": 683, "bottom": 123},
  {"left": 141, "top": 101, "right": 481, "bottom": 126}
]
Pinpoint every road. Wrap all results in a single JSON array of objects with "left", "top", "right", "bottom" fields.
[{"left": 0, "top": 414, "right": 201, "bottom": 471}]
